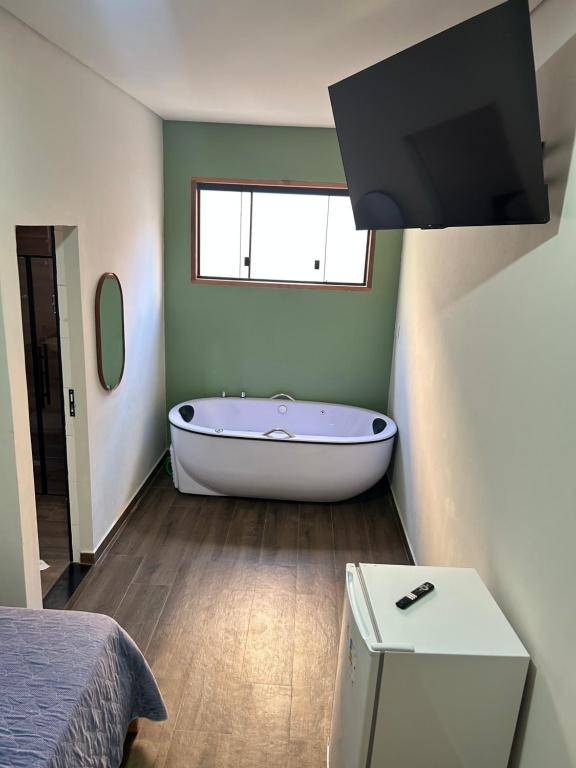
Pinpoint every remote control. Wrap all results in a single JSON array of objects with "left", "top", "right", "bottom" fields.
[{"left": 395, "top": 582, "right": 435, "bottom": 610}]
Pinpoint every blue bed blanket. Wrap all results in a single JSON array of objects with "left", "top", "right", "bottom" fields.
[{"left": 0, "top": 607, "right": 167, "bottom": 767}]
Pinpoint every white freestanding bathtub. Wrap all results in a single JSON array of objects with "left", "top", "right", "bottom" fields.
[{"left": 169, "top": 396, "right": 397, "bottom": 503}]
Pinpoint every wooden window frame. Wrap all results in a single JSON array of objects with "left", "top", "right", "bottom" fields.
[{"left": 191, "top": 177, "right": 375, "bottom": 291}]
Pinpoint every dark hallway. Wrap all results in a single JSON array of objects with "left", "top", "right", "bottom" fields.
[{"left": 16, "top": 225, "right": 71, "bottom": 597}]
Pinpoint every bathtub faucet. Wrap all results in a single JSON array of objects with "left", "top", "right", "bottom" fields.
[{"left": 270, "top": 392, "right": 296, "bottom": 401}]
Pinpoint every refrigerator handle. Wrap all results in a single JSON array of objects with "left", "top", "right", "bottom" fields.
[
  {"left": 371, "top": 642, "right": 415, "bottom": 653},
  {"left": 346, "top": 566, "right": 374, "bottom": 644}
]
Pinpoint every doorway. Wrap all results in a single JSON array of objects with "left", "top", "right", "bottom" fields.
[{"left": 17, "top": 225, "right": 72, "bottom": 599}]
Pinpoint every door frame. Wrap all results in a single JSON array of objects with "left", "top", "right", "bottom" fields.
[
  {"left": 52, "top": 226, "right": 93, "bottom": 564},
  {"left": 18, "top": 236, "right": 74, "bottom": 562},
  {"left": 49, "top": 228, "right": 75, "bottom": 562},
  {"left": 19, "top": 225, "right": 93, "bottom": 567},
  {"left": 50, "top": 226, "right": 75, "bottom": 562}
]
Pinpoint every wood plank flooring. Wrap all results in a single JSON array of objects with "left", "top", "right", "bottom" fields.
[{"left": 66, "top": 472, "right": 411, "bottom": 768}]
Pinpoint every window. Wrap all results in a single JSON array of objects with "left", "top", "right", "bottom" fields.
[{"left": 191, "top": 178, "right": 374, "bottom": 289}]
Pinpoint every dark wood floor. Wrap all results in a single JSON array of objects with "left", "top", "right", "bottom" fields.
[
  {"left": 37, "top": 495, "right": 70, "bottom": 596},
  {"left": 66, "top": 471, "right": 411, "bottom": 768}
]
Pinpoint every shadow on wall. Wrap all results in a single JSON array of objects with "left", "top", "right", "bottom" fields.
[
  {"left": 509, "top": 659, "right": 573, "bottom": 768},
  {"left": 417, "top": 33, "right": 576, "bottom": 310},
  {"left": 510, "top": 662, "right": 537, "bottom": 768}
]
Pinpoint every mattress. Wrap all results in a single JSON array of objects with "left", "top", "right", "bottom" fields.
[{"left": 0, "top": 607, "right": 167, "bottom": 767}]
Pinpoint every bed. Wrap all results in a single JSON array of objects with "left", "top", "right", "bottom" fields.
[{"left": 0, "top": 607, "right": 167, "bottom": 767}]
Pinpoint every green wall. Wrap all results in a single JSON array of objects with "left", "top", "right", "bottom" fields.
[{"left": 163, "top": 121, "right": 402, "bottom": 412}]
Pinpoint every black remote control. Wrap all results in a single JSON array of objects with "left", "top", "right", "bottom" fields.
[{"left": 396, "top": 582, "right": 435, "bottom": 610}]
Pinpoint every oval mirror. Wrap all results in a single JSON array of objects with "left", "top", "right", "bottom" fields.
[{"left": 95, "top": 273, "right": 125, "bottom": 391}]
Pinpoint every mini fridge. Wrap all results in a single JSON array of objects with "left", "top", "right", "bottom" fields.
[{"left": 328, "top": 564, "right": 529, "bottom": 768}]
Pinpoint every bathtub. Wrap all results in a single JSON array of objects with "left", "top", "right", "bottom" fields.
[{"left": 169, "top": 396, "right": 397, "bottom": 503}]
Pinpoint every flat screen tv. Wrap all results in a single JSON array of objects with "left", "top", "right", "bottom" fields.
[{"left": 329, "top": 0, "right": 549, "bottom": 230}]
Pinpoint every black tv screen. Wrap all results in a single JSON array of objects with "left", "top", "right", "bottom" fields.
[{"left": 329, "top": 0, "right": 549, "bottom": 230}]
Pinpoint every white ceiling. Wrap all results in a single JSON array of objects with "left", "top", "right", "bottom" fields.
[{"left": 1, "top": 0, "right": 541, "bottom": 126}]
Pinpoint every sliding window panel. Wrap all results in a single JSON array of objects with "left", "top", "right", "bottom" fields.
[
  {"left": 199, "top": 190, "right": 242, "bottom": 279},
  {"left": 239, "top": 191, "right": 252, "bottom": 280},
  {"left": 324, "top": 196, "right": 369, "bottom": 285},
  {"left": 250, "top": 192, "right": 328, "bottom": 283}
]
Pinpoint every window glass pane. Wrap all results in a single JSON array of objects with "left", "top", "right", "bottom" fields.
[
  {"left": 250, "top": 192, "right": 328, "bottom": 283},
  {"left": 239, "top": 191, "right": 251, "bottom": 279},
  {"left": 324, "top": 196, "right": 369, "bottom": 284},
  {"left": 196, "top": 184, "right": 371, "bottom": 287},
  {"left": 199, "top": 190, "right": 242, "bottom": 278}
]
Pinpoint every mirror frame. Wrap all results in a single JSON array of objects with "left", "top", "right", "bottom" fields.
[{"left": 95, "top": 272, "right": 125, "bottom": 391}]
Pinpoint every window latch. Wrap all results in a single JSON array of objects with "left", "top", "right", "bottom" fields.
[
  {"left": 314, "top": 260, "right": 320, "bottom": 270},
  {"left": 244, "top": 257, "right": 250, "bottom": 267}
]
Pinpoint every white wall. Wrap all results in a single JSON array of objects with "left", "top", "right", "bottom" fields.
[
  {"left": 389, "top": 3, "right": 576, "bottom": 767},
  {"left": 0, "top": 8, "right": 166, "bottom": 606}
]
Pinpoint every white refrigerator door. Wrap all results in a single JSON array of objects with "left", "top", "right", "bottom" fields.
[
  {"left": 328, "top": 565, "right": 381, "bottom": 768},
  {"left": 372, "top": 651, "right": 529, "bottom": 768}
]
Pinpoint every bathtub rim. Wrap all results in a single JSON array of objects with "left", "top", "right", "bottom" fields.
[{"left": 168, "top": 396, "right": 397, "bottom": 446}]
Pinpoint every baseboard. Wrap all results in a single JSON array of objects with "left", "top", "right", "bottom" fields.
[
  {"left": 387, "top": 476, "right": 417, "bottom": 565},
  {"left": 80, "top": 451, "right": 168, "bottom": 565}
]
